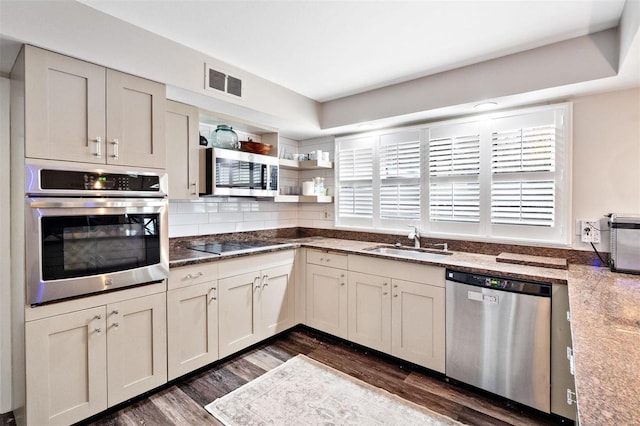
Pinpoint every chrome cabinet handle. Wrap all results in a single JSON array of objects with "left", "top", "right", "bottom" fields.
[
  {"left": 110, "top": 138, "right": 119, "bottom": 159},
  {"left": 210, "top": 287, "right": 217, "bottom": 301},
  {"left": 186, "top": 272, "right": 204, "bottom": 279},
  {"left": 190, "top": 182, "right": 197, "bottom": 195},
  {"left": 393, "top": 284, "right": 398, "bottom": 288},
  {"left": 383, "top": 282, "right": 388, "bottom": 286},
  {"left": 111, "top": 310, "right": 119, "bottom": 315},
  {"left": 94, "top": 328, "right": 102, "bottom": 333},
  {"left": 262, "top": 275, "right": 269, "bottom": 288},
  {"left": 383, "top": 292, "right": 388, "bottom": 296},
  {"left": 393, "top": 294, "right": 398, "bottom": 298},
  {"left": 93, "top": 137, "right": 102, "bottom": 157},
  {"left": 254, "top": 276, "right": 261, "bottom": 291},
  {"left": 112, "top": 323, "right": 119, "bottom": 328},
  {"left": 94, "top": 315, "right": 102, "bottom": 320}
]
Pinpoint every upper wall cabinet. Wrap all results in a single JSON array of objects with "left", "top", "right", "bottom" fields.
[
  {"left": 22, "top": 46, "right": 166, "bottom": 169},
  {"left": 166, "top": 101, "right": 200, "bottom": 199}
]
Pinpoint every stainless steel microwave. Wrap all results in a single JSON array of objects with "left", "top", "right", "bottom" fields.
[{"left": 199, "top": 147, "right": 279, "bottom": 197}]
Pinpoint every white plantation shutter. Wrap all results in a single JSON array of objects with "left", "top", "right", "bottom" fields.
[
  {"left": 491, "top": 181, "right": 554, "bottom": 226},
  {"left": 490, "top": 110, "right": 559, "bottom": 228},
  {"left": 380, "top": 140, "right": 420, "bottom": 178},
  {"left": 337, "top": 137, "right": 375, "bottom": 226},
  {"left": 339, "top": 185, "right": 373, "bottom": 217},
  {"left": 491, "top": 125, "right": 555, "bottom": 173},
  {"left": 428, "top": 124, "right": 481, "bottom": 224},
  {"left": 429, "top": 182, "right": 480, "bottom": 222},
  {"left": 379, "top": 133, "right": 421, "bottom": 221},
  {"left": 335, "top": 104, "right": 569, "bottom": 243},
  {"left": 380, "top": 183, "right": 420, "bottom": 219},
  {"left": 339, "top": 146, "right": 373, "bottom": 180},
  {"left": 429, "top": 134, "right": 481, "bottom": 177}
]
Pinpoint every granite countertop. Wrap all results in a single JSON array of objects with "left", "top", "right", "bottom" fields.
[
  {"left": 566, "top": 265, "right": 640, "bottom": 425},
  {"left": 169, "top": 236, "right": 640, "bottom": 424}
]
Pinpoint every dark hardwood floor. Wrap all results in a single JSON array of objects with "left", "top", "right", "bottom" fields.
[{"left": 2, "top": 327, "right": 569, "bottom": 425}]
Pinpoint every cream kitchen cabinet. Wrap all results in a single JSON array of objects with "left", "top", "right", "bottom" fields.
[
  {"left": 305, "top": 250, "right": 348, "bottom": 339},
  {"left": 218, "top": 251, "right": 296, "bottom": 358},
  {"left": 347, "top": 255, "right": 446, "bottom": 372},
  {"left": 24, "top": 291, "right": 167, "bottom": 425},
  {"left": 166, "top": 101, "right": 200, "bottom": 199},
  {"left": 347, "top": 271, "right": 391, "bottom": 352},
  {"left": 167, "top": 262, "right": 219, "bottom": 380},
  {"left": 21, "top": 45, "right": 165, "bottom": 169},
  {"left": 390, "top": 278, "right": 445, "bottom": 372}
]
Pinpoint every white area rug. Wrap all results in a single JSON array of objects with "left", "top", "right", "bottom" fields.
[{"left": 205, "top": 354, "right": 463, "bottom": 425}]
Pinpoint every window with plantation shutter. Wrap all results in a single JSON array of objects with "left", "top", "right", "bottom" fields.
[
  {"left": 428, "top": 123, "right": 481, "bottom": 225},
  {"left": 336, "top": 137, "right": 375, "bottom": 226},
  {"left": 489, "top": 110, "right": 560, "bottom": 229},
  {"left": 380, "top": 133, "right": 421, "bottom": 221},
  {"left": 335, "top": 104, "right": 570, "bottom": 244}
]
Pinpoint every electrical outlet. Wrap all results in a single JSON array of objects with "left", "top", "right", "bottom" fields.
[
  {"left": 323, "top": 210, "right": 333, "bottom": 220},
  {"left": 580, "top": 220, "right": 601, "bottom": 243}
]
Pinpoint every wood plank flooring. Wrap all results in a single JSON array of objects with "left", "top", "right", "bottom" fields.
[{"left": 57, "top": 327, "right": 569, "bottom": 425}]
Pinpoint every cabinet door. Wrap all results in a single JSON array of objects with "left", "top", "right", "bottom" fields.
[
  {"left": 391, "top": 279, "right": 445, "bottom": 372},
  {"left": 348, "top": 271, "right": 392, "bottom": 353},
  {"left": 106, "top": 293, "right": 167, "bottom": 406},
  {"left": 166, "top": 101, "right": 199, "bottom": 199},
  {"left": 259, "top": 264, "right": 295, "bottom": 338},
  {"left": 25, "top": 306, "right": 107, "bottom": 425},
  {"left": 218, "top": 271, "right": 261, "bottom": 358},
  {"left": 167, "top": 282, "right": 219, "bottom": 380},
  {"left": 106, "top": 69, "right": 166, "bottom": 169},
  {"left": 305, "top": 264, "right": 348, "bottom": 339},
  {"left": 25, "top": 46, "right": 106, "bottom": 163}
]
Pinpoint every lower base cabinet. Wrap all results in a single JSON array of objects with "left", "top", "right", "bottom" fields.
[
  {"left": 306, "top": 264, "right": 348, "bottom": 339},
  {"left": 391, "top": 278, "right": 445, "bottom": 371},
  {"left": 218, "top": 253, "right": 296, "bottom": 358},
  {"left": 25, "top": 292, "right": 167, "bottom": 425},
  {"left": 347, "top": 272, "right": 445, "bottom": 372},
  {"left": 167, "top": 282, "right": 219, "bottom": 380}
]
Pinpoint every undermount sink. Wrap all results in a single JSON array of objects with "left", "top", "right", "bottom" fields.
[{"left": 364, "top": 245, "right": 453, "bottom": 261}]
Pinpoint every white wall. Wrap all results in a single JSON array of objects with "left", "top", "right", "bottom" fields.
[
  {"left": 571, "top": 88, "right": 640, "bottom": 250},
  {"left": 0, "top": 77, "right": 12, "bottom": 413}
]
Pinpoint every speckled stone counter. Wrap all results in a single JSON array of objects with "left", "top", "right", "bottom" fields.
[
  {"left": 169, "top": 236, "right": 640, "bottom": 424},
  {"left": 566, "top": 265, "right": 640, "bottom": 425}
]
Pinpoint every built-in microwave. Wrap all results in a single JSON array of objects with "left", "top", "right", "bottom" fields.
[{"left": 199, "top": 147, "right": 279, "bottom": 197}]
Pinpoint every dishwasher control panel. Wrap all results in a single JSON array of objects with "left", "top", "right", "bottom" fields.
[{"left": 446, "top": 270, "right": 551, "bottom": 297}]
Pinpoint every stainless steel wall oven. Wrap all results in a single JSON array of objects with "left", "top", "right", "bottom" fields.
[{"left": 25, "top": 163, "right": 169, "bottom": 305}]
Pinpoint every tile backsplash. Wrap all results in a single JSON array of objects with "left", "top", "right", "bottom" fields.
[{"left": 168, "top": 135, "right": 337, "bottom": 238}]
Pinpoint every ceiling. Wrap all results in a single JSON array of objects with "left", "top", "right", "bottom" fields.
[{"left": 80, "top": 0, "right": 628, "bottom": 102}]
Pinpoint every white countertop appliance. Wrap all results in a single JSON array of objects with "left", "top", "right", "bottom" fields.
[{"left": 609, "top": 213, "right": 640, "bottom": 274}]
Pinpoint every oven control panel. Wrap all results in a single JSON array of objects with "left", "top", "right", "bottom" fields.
[{"left": 40, "top": 169, "right": 161, "bottom": 192}]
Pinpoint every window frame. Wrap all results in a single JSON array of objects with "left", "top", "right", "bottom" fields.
[{"left": 334, "top": 103, "right": 572, "bottom": 246}]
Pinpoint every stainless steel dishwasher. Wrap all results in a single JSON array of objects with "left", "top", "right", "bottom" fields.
[{"left": 445, "top": 270, "right": 551, "bottom": 413}]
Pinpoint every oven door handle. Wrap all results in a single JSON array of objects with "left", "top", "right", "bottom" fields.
[{"left": 28, "top": 198, "right": 167, "bottom": 209}]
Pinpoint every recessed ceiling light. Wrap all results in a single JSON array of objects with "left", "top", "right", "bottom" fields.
[{"left": 474, "top": 102, "right": 498, "bottom": 110}]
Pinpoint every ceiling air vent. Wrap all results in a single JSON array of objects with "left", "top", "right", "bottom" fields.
[{"left": 205, "top": 64, "right": 242, "bottom": 98}]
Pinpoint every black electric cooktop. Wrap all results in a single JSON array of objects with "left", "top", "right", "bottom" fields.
[{"left": 189, "top": 240, "right": 287, "bottom": 255}]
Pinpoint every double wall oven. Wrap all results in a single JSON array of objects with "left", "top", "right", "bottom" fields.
[{"left": 25, "top": 162, "right": 169, "bottom": 305}]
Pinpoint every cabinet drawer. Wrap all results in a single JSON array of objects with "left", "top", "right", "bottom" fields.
[
  {"left": 307, "top": 249, "right": 348, "bottom": 269},
  {"left": 168, "top": 262, "right": 218, "bottom": 290},
  {"left": 348, "top": 255, "right": 444, "bottom": 287}
]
